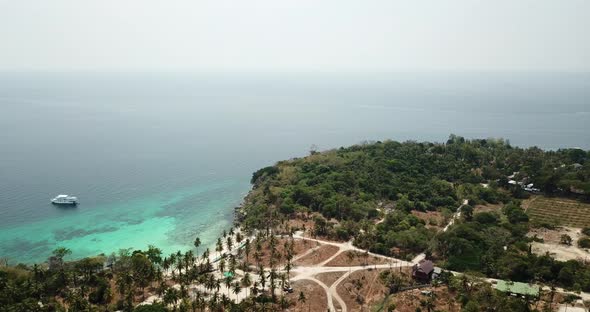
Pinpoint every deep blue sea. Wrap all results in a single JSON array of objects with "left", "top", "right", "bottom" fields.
[{"left": 1, "top": 72, "right": 589, "bottom": 263}]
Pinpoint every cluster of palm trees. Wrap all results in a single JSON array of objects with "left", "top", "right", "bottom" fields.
[
  {"left": 0, "top": 223, "right": 304, "bottom": 311},
  {"left": 149, "top": 226, "right": 298, "bottom": 311}
]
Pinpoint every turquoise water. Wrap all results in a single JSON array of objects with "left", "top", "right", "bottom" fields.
[
  {"left": 1, "top": 72, "right": 589, "bottom": 264},
  {"left": 0, "top": 180, "right": 247, "bottom": 263}
]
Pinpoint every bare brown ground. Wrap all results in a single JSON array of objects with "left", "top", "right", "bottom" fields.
[
  {"left": 293, "top": 245, "right": 340, "bottom": 266},
  {"left": 411, "top": 211, "right": 445, "bottom": 230},
  {"left": 335, "top": 268, "right": 391, "bottom": 312},
  {"left": 285, "top": 279, "right": 328, "bottom": 312},
  {"left": 286, "top": 217, "right": 316, "bottom": 233},
  {"left": 385, "top": 286, "right": 461, "bottom": 312},
  {"left": 325, "top": 250, "right": 391, "bottom": 267},
  {"left": 528, "top": 227, "right": 590, "bottom": 262},
  {"left": 315, "top": 271, "right": 346, "bottom": 288},
  {"left": 247, "top": 238, "right": 309, "bottom": 268}
]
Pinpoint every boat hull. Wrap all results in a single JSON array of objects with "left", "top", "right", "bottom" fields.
[{"left": 51, "top": 201, "right": 78, "bottom": 205}]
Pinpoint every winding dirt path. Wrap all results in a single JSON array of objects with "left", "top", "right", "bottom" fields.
[{"left": 287, "top": 233, "right": 410, "bottom": 311}]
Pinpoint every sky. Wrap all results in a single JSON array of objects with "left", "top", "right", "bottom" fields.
[{"left": 1, "top": 0, "right": 589, "bottom": 72}]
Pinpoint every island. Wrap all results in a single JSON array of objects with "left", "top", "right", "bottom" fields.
[{"left": 2, "top": 135, "right": 590, "bottom": 312}]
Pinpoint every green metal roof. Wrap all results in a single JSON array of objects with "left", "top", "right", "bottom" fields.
[
  {"left": 223, "top": 272, "right": 234, "bottom": 278},
  {"left": 495, "top": 280, "right": 540, "bottom": 297}
]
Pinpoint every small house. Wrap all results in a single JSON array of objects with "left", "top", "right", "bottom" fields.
[{"left": 412, "top": 260, "right": 434, "bottom": 282}]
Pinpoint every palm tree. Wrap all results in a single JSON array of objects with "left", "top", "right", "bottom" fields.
[
  {"left": 190, "top": 297, "right": 199, "bottom": 312},
  {"left": 206, "top": 274, "right": 216, "bottom": 292},
  {"left": 254, "top": 250, "right": 262, "bottom": 269},
  {"left": 216, "top": 238, "right": 223, "bottom": 258},
  {"left": 219, "top": 259, "right": 226, "bottom": 275},
  {"left": 194, "top": 237, "right": 201, "bottom": 256},
  {"left": 269, "top": 269, "right": 278, "bottom": 301},
  {"left": 229, "top": 255, "right": 237, "bottom": 275},
  {"left": 184, "top": 250, "right": 194, "bottom": 273},
  {"left": 241, "top": 272, "right": 252, "bottom": 298},
  {"left": 298, "top": 291, "right": 306, "bottom": 307},
  {"left": 279, "top": 295, "right": 289, "bottom": 311},
  {"left": 209, "top": 292, "right": 219, "bottom": 311},
  {"left": 232, "top": 282, "right": 242, "bottom": 301},
  {"left": 279, "top": 273, "right": 287, "bottom": 290},
  {"left": 224, "top": 275, "right": 233, "bottom": 296},
  {"left": 236, "top": 232, "right": 243, "bottom": 245},
  {"left": 284, "top": 261, "right": 292, "bottom": 284},
  {"left": 163, "top": 287, "right": 180, "bottom": 310},
  {"left": 175, "top": 255, "right": 184, "bottom": 279},
  {"left": 244, "top": 239, "right": 251, "bottom": 267},
  {"left": 221, "top": 293, "right": 231, "bottom": 309},
  {"left": 227, "top": 236, "right": 234, "bottom": 252},
  {"left": 420, "top": 292, "right": 437, "bottom": 312},
  {"left": 258, "top": 266, "right": 267, "bottom": 291},
  {"left": 198, "top": 297, "right": 206, "bottom": 312},
  {"left": 163, "top": 257, "right": 170, "bottom": 274}
]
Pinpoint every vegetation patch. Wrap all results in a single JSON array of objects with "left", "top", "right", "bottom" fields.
[{"left": 526, "top": 196, "right": 590, "bottom": 228}]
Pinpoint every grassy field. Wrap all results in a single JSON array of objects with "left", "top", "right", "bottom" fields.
[{"left": 525, "top": 196, "right": 590, "bottom": 228}]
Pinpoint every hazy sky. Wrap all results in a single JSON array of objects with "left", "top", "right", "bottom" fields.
[{"left": 1, "top": 0, "right": 589, "bottom": 72}]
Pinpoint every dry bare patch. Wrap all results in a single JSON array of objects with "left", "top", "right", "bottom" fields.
[
  {"left": 285, "top": 279, "right": 328, "bottom": 312},
  {"left": 325, "top": 250, "right": 391, "bottom": 267},
  {"left": 293, "top": 245, "right": 340, "bottom": 266}
]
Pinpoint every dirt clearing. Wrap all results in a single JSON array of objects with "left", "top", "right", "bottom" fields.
[
  {"left": 293, "top": 245, "right": 340, "bottom": 266},
  {"left": 528, "top": 227, "right": 590, "bottom": 262},
  {"left": 325, "top": 250, "right": 391, "bottom": 267}
]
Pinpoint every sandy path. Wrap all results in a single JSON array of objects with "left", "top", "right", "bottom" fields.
[
  {"left": 443, "top": 199, "right": 468, "bottom": 232},
  {"left": 287, "top": 233, "right": 410, "bottom": 311}
]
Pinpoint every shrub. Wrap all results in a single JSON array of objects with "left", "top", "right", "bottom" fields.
[
  {"left": 474, "top": 212, "right": 498, "bottom": 225},
  {"left": 560, "top": 234, "right": 573, "bottom": 246},
  {"left": 582, "top": 227, "right": 590, "bottom": 236},
  {"left": 578, "top": 237, "right": 590, "bottom": 248}
]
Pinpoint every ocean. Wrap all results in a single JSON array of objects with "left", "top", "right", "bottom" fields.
[{"left": 1, "top": 72, "right": 589, "bottom": 263}]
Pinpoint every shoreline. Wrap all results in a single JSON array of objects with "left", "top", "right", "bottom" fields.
[{"left": 0, "top": 182, "right": 249, "bottom": 265}]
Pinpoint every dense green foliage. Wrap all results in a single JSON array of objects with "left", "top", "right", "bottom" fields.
[
  {"left": 241, "top": 136, "right": 589, "bottom": 256},
  {"left": 244, "top": 136, "right": 589, "bottom": 225},
  {"left": 241, "top": 135, "right": 590, "bottom": 287},
  {"left": 0, "top": 245, "right": 220, "bottom": 311}
]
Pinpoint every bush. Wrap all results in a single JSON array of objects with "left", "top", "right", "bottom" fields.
[
  {"left": 387, "top": 303, "right": 397, "bottom": 312},
  {"left": 560, "top": 234, "right": 573, "bottom": 246},
  {"left": 578, "top": 237, "right": 590, "bottom": 248},
  {"left": 474, "top": 212, "right": 498, "bottom": 225},
  {"left": 134, "top": 304, "right": 167, "bottom": 312},
  {"left": 582, "top": 227, "right": 590, "bottom": 236}
]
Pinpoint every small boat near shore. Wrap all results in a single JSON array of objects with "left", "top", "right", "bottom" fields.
[{"left": 51, "top": 194, "right": 78, "bottom": 205}]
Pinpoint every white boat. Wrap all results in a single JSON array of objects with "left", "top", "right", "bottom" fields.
[{"left": 51, "top": 194, "right": 78, "bottom": 205}]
